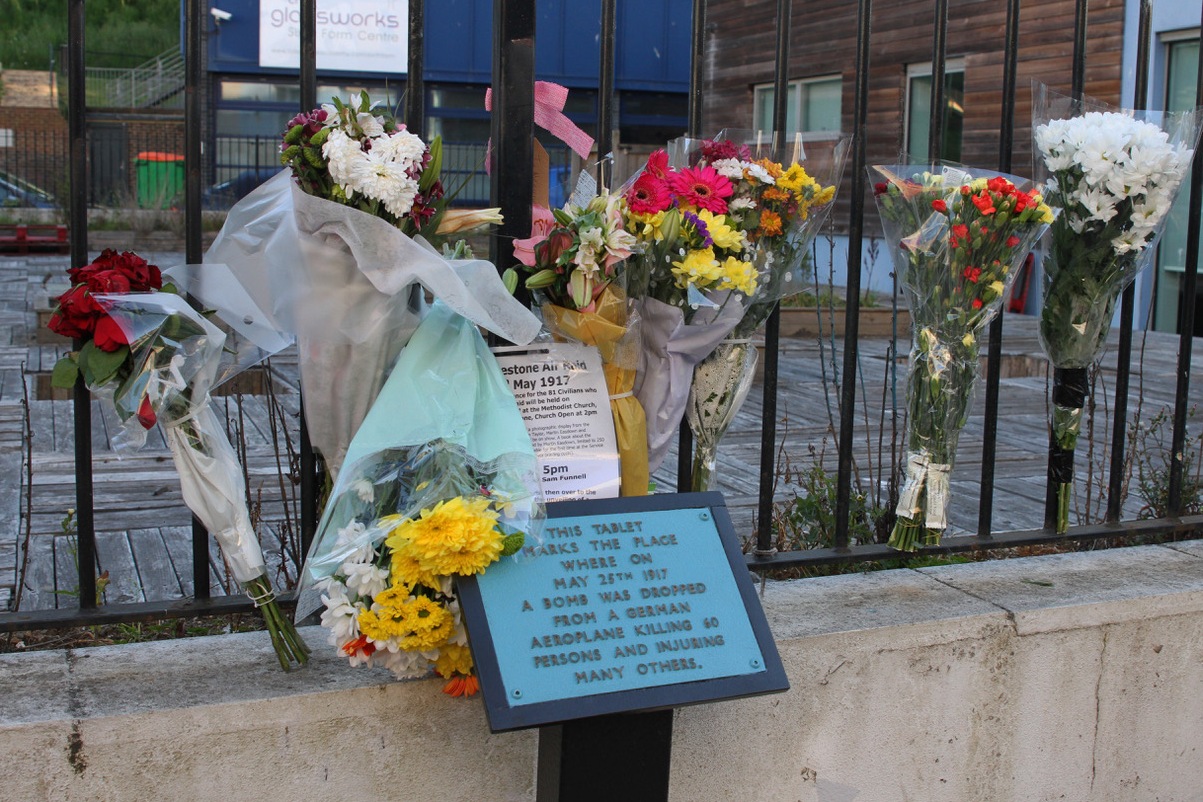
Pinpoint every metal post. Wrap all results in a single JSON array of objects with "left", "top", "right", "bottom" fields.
[
  {"left": 67, "top": 0, "right": 96, "bottom": 609},
  {"left": 977, "top": 0, "right": 1022, "bottom": 536},
  {"left": 927, "top": 0, "right": 948, "bottom": 161},
  {"left": 185, "top": 0, "right": 211, "bottom": 598},
  {"left": 754, "top": 0, "right": 792, "bottom": 555},
  {"left": 1168, "top": 4, "right": 1203, "bottom": 513},
  {"left": 598, "top": 0, "right": 616, "bottom": 187},
  {"left": 299, "top": 0, "right": 319, "bottom": 559},
  {"left": 676, "top": 0, "right": 708, "bottom": 489},
  {"left": 406, "top": 0, "right": 425, "bottom": 133},
  {"left": 1107, "top": 0, "right": 1152, "bottom": 521},
  {"left": 835, "top": 0, "right": 873, "bottom": 547}
]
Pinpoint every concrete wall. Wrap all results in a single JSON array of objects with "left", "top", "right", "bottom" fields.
[{"left": 4, "top": 540, "right": 1203, "bottom": 802}]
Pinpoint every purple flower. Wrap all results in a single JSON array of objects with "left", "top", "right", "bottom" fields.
[{"left": 682, "top": 210, "right": 713, "bottom": 248}]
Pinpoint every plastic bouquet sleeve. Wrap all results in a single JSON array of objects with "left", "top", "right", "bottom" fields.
[
  {"left": 177, "top": 170, "right": 540, "bottom": 476},
  {"left": 542, "top": 283, "right": 649, "bottom": 496},
  {"left": 1032, "top": 84, "right": 1203, "bottom": 532},
  {"left": 636, "top": 291, "right": 746, "bottom": 472},
  {"left": 871, "top": 165, "right": 1054, "bottom": 550},
  {"left": 96, "top": 292, "right": 309, "bottom": 669},
  {"left": 296, "top": 302, "right": 543, "bottom": 693}
]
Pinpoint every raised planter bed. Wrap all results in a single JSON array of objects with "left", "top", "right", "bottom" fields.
[{"left": 778, "top": 305, "right": 911, "bottom": 339}]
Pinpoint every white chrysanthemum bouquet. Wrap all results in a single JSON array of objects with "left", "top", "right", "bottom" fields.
[{"left": 1033, "top": 85, "right": 1202, "bottom": 532}]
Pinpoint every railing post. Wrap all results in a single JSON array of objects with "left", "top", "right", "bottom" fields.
[{"left": 67, "top": 0, "right": 97, "bottom": 610}]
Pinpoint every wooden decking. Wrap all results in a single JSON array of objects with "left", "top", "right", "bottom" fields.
[{"left": 3, "top": 252, "right": 1202, "bottom": 614}]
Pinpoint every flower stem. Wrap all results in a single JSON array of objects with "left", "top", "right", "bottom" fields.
[{"left": 244, "top": 574, "right": 311, "bottom": 670}]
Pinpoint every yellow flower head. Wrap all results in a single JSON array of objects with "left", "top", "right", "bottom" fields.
[
  {"left": 386, "top": 495, "right": 504, "bottom": 578},
  {"left": 628, "top": 210, "right": 667, "bottom": 241},
  {"left": 777, "top": 163, "right": 813, "bottom": 194},
  {"left": 671, "top": 247, "right": 722, "bottom": 289},
  {"left": 434, "top": 642, "right": 475, "bottom": 679},
  {"left": 357, "top": 591, "right": 454, "bottom": 650},
  {"left": 718, "top": 257, "right": 758, "bottom": 296},
  {"left": 694, "top": 209, "right": 744, "bottom": 251}
]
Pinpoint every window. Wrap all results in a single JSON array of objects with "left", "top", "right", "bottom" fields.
[
  {"left": 1153, "top": 34, "right": 1201, "bottom": 332},
  {"left": 0, "top": 129, "right": 13, "bottom": 148},
  {"left": 905, "top": 60, "right": 965, "bottom": 163},
  {"left": 752, "top": 76, "right": 842, "bottom": 136}
]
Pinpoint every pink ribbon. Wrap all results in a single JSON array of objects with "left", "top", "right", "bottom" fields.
[{"left": 484, "top": 81, "right": 596, "bottom": 172}]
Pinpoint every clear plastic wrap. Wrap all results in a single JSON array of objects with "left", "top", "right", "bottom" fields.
[
  {"left": 297, "top": 302, "right": 544, "bottom": 693},
  {"left": 682, "top": 131, "right": 850, "bottom": 490},
  {"left": 175, "top": 170, "right": 540, "bottom": 476},
  {"left": 871, "top": 165, "right": 1055, "bottom": 549},
  {"left": 89, "top": 291, "right": 309, "bottom": 668},
  {"left": 1032, "top": 84, "right": 1203, "bottom": 532},
  {"left": 542, "top": 284, "right": 648, "bottom": 496}
]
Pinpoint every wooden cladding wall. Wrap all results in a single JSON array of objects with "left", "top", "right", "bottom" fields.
[{"left": 702, "top": 0, "right": 1125, "bottom": 235}]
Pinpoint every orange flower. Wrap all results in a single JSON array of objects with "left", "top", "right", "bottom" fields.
[
  {"left": 442, "top": 674, "right": 480, "bottom": 697},
  {"left": 761, "top": 186, "right": 791, "bottom": 203},
  {"left": 755, "top": 158, "right": 783, "bottom": 179},
  {"left": 758, "top": 209, "right": 784, "bottom": 237}
]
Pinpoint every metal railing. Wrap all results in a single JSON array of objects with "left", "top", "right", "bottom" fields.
[
  {"left": 4, "top": 0, "right": 1203, "bottom": 633},
  {"left": 60, "top": 46, "right": 186, "bottom": 110}
]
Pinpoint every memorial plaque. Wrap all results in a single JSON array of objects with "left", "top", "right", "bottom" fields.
[{"left": 458, "top": 492, "right": 789, "bottom": 732}]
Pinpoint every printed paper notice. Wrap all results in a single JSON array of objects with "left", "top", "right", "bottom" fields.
[{"left": 493, "top": 343, "right": 621, "bottom": 501}]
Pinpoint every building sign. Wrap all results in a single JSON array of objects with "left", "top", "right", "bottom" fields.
[
  {"left": 259, "top": 0, "right": 409, "bottom": 73},
  {"left": 458, "top": 493, "right": 789, "bottom": 732}
]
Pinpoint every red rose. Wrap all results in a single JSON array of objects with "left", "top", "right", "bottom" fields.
[
  {"left": 111, "top": 251, "right": 161, "bottom": 291},
  {"left": 873, "top": 182, "right": 889, "bottom": 196},
  {"left": 48, "top": 284, "right": 102, "bottom": 338},
  {"left": 84, "top": 268, "right": 132, "bottom": 296},
  {"left": 931, "top": 199, "right": 948, "bottom": 213},
  {"left": 92, "top": 314, "right": 129, "bottom": 352},
  {"left": 136, "top": 395, "right": 157, "bottom": 429}
]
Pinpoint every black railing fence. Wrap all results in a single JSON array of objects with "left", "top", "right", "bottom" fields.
[{"left": 4, "top": 0, "right": 1203, "bottom": 632}]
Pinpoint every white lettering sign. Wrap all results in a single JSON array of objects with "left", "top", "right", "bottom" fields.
[
  {"left": 493, "top": 343, "right": 622, "bottom": 502},
  {"left": 259, "top": 0, "right": 409, "bottom": 73}
]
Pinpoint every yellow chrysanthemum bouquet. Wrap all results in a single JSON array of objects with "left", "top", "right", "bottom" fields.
[{"left": 296, "top": 302, "right": 543, "bottom": 697}]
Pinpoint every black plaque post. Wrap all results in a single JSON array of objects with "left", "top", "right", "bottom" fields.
[{"left": 537, "top": 710, "right": 673, "bottom": 802}]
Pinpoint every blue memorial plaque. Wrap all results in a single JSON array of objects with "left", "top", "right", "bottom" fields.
[{"left": 458, "top": 492, "right": 789, "bottom": 732}]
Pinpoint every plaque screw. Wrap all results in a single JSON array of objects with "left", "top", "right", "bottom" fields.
[
  {"left": 699, "top": 512, "right": 710, "bottom": 521},
  {"left": 512, "top": 689, "right": 523, "bottom": 699},
  {"left": 750, "top": 659, "right": 761, "bottom": 669}
]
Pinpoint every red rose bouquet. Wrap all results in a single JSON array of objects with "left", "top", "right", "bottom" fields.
[{"left": 49, "top": 251, "right": 310, "bottom": 669}]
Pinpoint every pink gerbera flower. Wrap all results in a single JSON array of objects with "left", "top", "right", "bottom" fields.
[
  {"left": 668, "top": 165, "right": 733, "bottom": 214},
  {"left": 627, "top": 173, "right": 672, "bottom": 215},
  {"left": 645, "top": 150, "right": 669, "bottom": 179}
]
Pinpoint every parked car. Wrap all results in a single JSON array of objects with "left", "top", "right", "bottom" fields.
[
  {"left": 203, "top": 167, "right": 283, "bottom": 210},
  {"left": 0, "top": 171, "right": 57, "bottom": 209}
]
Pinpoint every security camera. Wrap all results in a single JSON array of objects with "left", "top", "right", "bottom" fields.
[{"left": 210, "top": 7, "right": 232, "bottom": 21}]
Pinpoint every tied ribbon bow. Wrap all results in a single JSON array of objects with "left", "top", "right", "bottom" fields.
[{"left": 484, "top": 81, "right": 595, "bottom": 173}]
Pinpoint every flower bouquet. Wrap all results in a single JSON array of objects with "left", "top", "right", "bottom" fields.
[
  {"left": 49, "top": 250, "right": 309, "bottom": 669},
  {"left": 623, "top": 145, "right": 758, "bottom": 471},
  {"left": 872, "top": 166, "right": 1054, "bottom": 550},
  {"left": 683, "top": 134, "right": 847, "bottom": 490},
  {"left": 181, "top": 92, "right": 538, "bottom": 478},
  {"left": 1033, "top": 85, "right": 1202, "bottom": 532},
  {"left": 505, "top": 191, "right": 649, "bottom": 496},
  {"left": 297, "top": 302, "right": 543, "bottom": 696}
]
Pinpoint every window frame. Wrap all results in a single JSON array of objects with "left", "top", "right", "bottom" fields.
[
  {"left": 751, "top": 74, "right": 844, "bottom": 140},
  {"left": 903, "top": 58, "right": 966, "bottom": 163}
]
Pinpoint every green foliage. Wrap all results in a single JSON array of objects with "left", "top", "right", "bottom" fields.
[
  {"left": 774, "top": 443, "right": 880, "bottom": 551},
  {"left": 0, "top": 0, "right": 180, "bottom": 70},
  {"left": 1131, "top": 406, "right": 1203, "bottom": 519}
]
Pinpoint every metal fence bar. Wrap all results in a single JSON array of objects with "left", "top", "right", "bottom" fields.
[
  {"left": 597, "top": 0, "right": 616, "bottom": 187},
  {"left": 977, "top": 0, "right": 1023, "bottom": 537},
  {"left": 927, "top": 0, "right": 949, "bottom": 161},
  {"left": 67, "top": 0, "right": 97, "bottom": 612},
  {"left": 407, "top": 0, "right": 426, "bottom": 133},
  {"left": 1107, "top": 0, "right": 1153, "bottom": 521},
  {"left": 298, "top": 0, "right": 319, "bottom": 560},
  {"left": 675, "top": 0, "right": 709, "bottom": 491},
  {"left": 832, "top": 0, "right": 874, "bottom": 550},
  {"left": 1168, "top": 2, "right": 1203, "bottom": 513},
  {"left": 753, "top": 0, "right": 793, "bottom": 556}
]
